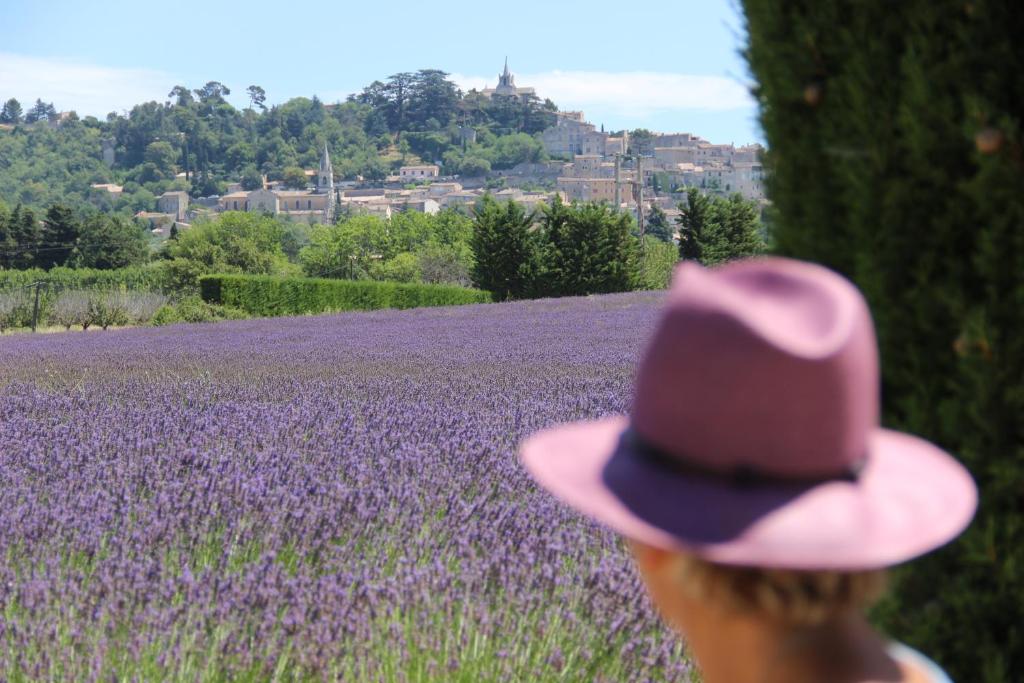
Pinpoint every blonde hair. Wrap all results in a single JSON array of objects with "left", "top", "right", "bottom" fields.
[{"left": 670, "top": 554, "right": 887, "bottom": 626}]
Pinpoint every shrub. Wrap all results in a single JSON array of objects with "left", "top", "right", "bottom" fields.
[
  {"left": 150, "top": 296, "right": 247, "bottom": 326},
  {"left": 742, "top": 1, "right": 1024, "bottom": 679},
  {"left": 199, "top": 274, "right": 490, "bottom": 318}
]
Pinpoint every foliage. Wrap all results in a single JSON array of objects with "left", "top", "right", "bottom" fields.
[
  {"left": 742, "top": 1, "right": 1024, "bottom": 679},
  {"left": 150, "top": 295, "right": 246, "bottom": 326},
  {"left": 1, "top": 68, "right": 564, "bottom": 216},
  {"left": 675, "top": 190, "right": 765, "bottom": 265},
  {"left": 72, "top": 213, "right": 150, "bottom": 269},
  {"left": 539, "top": 197, "right": 640, "bottom": 296},
  {"left": 300, "top": 209, "right": 473, "bottom": 286},
  {"left": 160, "top": 212, "right": 295, "bottom": 291},
  {"left": 199, "top": 273, "right": 490, "bottom": 317},
  {"left": 644, "top": 205, "right": 675, "bottom": 243},
  {"left": 282, "top": 166, "right": 309, "bottom": 190},
  {"left": 0, "top": 98, "right": 23, "bottom": 124},
  {"left": 470, "top": 195, "right": 542, "bottom": 300},
  {"left": 637, "top": 236, "right": 680, "bottom": 290}
]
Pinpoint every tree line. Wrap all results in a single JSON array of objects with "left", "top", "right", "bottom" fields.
[
  {"left": 0, "top": 202, "right": 149, "bottom": 271},
  {"left": 469, "top": 192, "right": 766, "bottom": 301}
]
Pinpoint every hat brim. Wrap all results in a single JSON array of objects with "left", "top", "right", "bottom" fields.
[{"left": 520, "top": 416, "right": 977, "bottom": 569}]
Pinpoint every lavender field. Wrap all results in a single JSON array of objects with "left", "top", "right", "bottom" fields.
[{"left": 0, "top": 293, "right": 693, "bottom": 682}]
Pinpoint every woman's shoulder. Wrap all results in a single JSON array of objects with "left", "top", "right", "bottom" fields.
[{"left": 886, "top": 641, "right": 955, "bottom": 683}]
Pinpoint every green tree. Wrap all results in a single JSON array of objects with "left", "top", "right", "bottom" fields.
[
  {"left": 741, "top": 1, "right": 1024, "bottom": 679},
  {"left": 4, "top": 205, "right": 41, "bottom": 269},
  {"left": 540, "top": 198, "right": 639, "bottom": 296},
  {"left": 300, "top": 221, "right": 363, "bottom": 279},
  {"left": 240, "top": 165, "right": 264, "bottom": 191},
  {"left": 247, "top": 85, "right": 267, "bottom": 112},
  {"left": 39, "top": 204, "right": 80, "bottom": 269},
  {"left": 645, "top": 205, "right": 674, "bottom": 242},
  {"left": 193, "top": 81, "right": 231, "bottom": 103},
  {"left": 72, "top": 213, "right": 148, "bottom": 269},
  {"left": 282, "top": 166, "right": 309, "bottom": 190},
  {"left": 676, "top": 190, "right": 710, "bottom": 262},
  {"left": 0, "top": 98, "right": 22, "bottom": 124},
  {"left": 698, "top": 193, "right": 766, "bottom": 266},
  {"left": 162, "top": 212, "right": 291, "bottom": 290},
  {"left": 144, "top": 141, "right": 178, "bottom": 178},
  {"left": 470, "top": 195, "right": 541, "bottom": 300}
]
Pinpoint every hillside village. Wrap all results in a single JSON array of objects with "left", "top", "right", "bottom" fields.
[
  {"left": 4, "top": 63, "right": 765, "bottom": 240},
  {"left": 70, "top": 62, "right": 765, "bottom": 239}
]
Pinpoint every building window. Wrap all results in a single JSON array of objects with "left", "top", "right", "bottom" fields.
[
  {"left": 245, "top": 201, "right": 249, "bottom": 210},
  {"left": 295, "top": 200, "right": 300, "bottom": 209},
  {"left": 307, "top": 200, "right": 312, "bottom": 209},
  {"left": 233, "top": 201, "right": 238, "bottom": 210}
]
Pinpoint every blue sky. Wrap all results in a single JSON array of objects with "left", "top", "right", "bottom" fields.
[{"left": 0, "top": 0, "right": 762, "bottom": 144}]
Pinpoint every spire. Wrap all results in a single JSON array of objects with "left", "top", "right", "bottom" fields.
[
  {"left": 321, "top": 142, "right": 330, "bottom": 171},
  {"left": 503, "top": 56, "right": 509, "bottom": 78}
]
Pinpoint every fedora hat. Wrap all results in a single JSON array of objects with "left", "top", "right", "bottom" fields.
[{"left": 520, "top": 257, "right": 977, "bottom": 569}]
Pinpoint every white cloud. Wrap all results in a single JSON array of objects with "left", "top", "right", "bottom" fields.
[
  {"left": 451, "top": 70, "right": 755, "bottom": 118},
  {"left": 0, "top": 53, "right": 175, "bottom": 116}
]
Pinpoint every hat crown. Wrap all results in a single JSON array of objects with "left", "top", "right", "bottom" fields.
[{"left": 631, "top": 259, "right": 879, "bottom": 479}]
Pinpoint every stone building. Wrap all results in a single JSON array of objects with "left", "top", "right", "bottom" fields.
[
  {"left": 541, "top": 113, "right": 627, "bottom": 159},
  {"left": 556, "top": 177, "right": 625, "bottom": 204},
  {"left": 157, "top": 191, "right": 189, "bottom": 221},
  {"left": 218, "top": 144, "right": 336, "bottom": 223},
  {"left": 399, "top": 165, "right": 440, "bottom": 179}
]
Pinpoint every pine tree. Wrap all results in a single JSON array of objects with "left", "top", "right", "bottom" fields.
[{"left": 0, "top": 98, "right": 22, "bottom": 124}]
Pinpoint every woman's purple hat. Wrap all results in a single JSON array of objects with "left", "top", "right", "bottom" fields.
[{"left": 520, "top": 258, "right": 977, "bottom": 569}]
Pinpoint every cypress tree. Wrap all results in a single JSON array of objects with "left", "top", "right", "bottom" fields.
[
  {"left": 742, "top": 1, "right": 1024, "bottom": 679},
  {"left": 676, "top": 190, "right": 710, "bottom": 262},
  {"left": 540, "top": 198, "right": 638, "bottom": 296},
  {"left": 469, "top": 195, "right": 540, "bottom": 300}
]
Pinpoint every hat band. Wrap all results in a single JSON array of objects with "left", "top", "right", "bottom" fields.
[{"left": 622, "top": 429, "right": 865, "bottom": 487}]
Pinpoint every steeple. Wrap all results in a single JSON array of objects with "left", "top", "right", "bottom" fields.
[
  {"left": 318, "top": 142, "right": 335, "bottom": 223},
  {"left": 320, "top": 142, "right": 331, "bottom": 172},
  {"left": 496, "top": 57, "right": 517, "bottom": 94}
]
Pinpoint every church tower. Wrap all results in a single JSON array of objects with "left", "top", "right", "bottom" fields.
[
  {"left": 495, "top": 57, "right": 518, "bottom": 96},
  {"left": 318, "top": 143, "right": 335, "bottom": 223}
]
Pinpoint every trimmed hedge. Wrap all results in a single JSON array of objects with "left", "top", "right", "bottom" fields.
[
  {"left": 199, "top": 274, "right": 491, "bottom": 317},
  {"left": 0, "top": 265, "right": 171, "bottom": 292}
]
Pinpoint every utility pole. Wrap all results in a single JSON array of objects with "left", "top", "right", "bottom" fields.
[
  {"left": 614, "top": 154, "right": 622, "bottom": 213},
  {"left": 636, "top": 154, "right": 645, "bottom": 242}
]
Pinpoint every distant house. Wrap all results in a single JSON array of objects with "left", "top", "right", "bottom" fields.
[
  {"left": 399, "top": 165, "right": 440, "bottom": 179},
  {"left": 157, "top": 191, "right": 189, "bottom": 221},
  {"left": 91, "top": 183, "right": 124, "bottom": 199}
]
